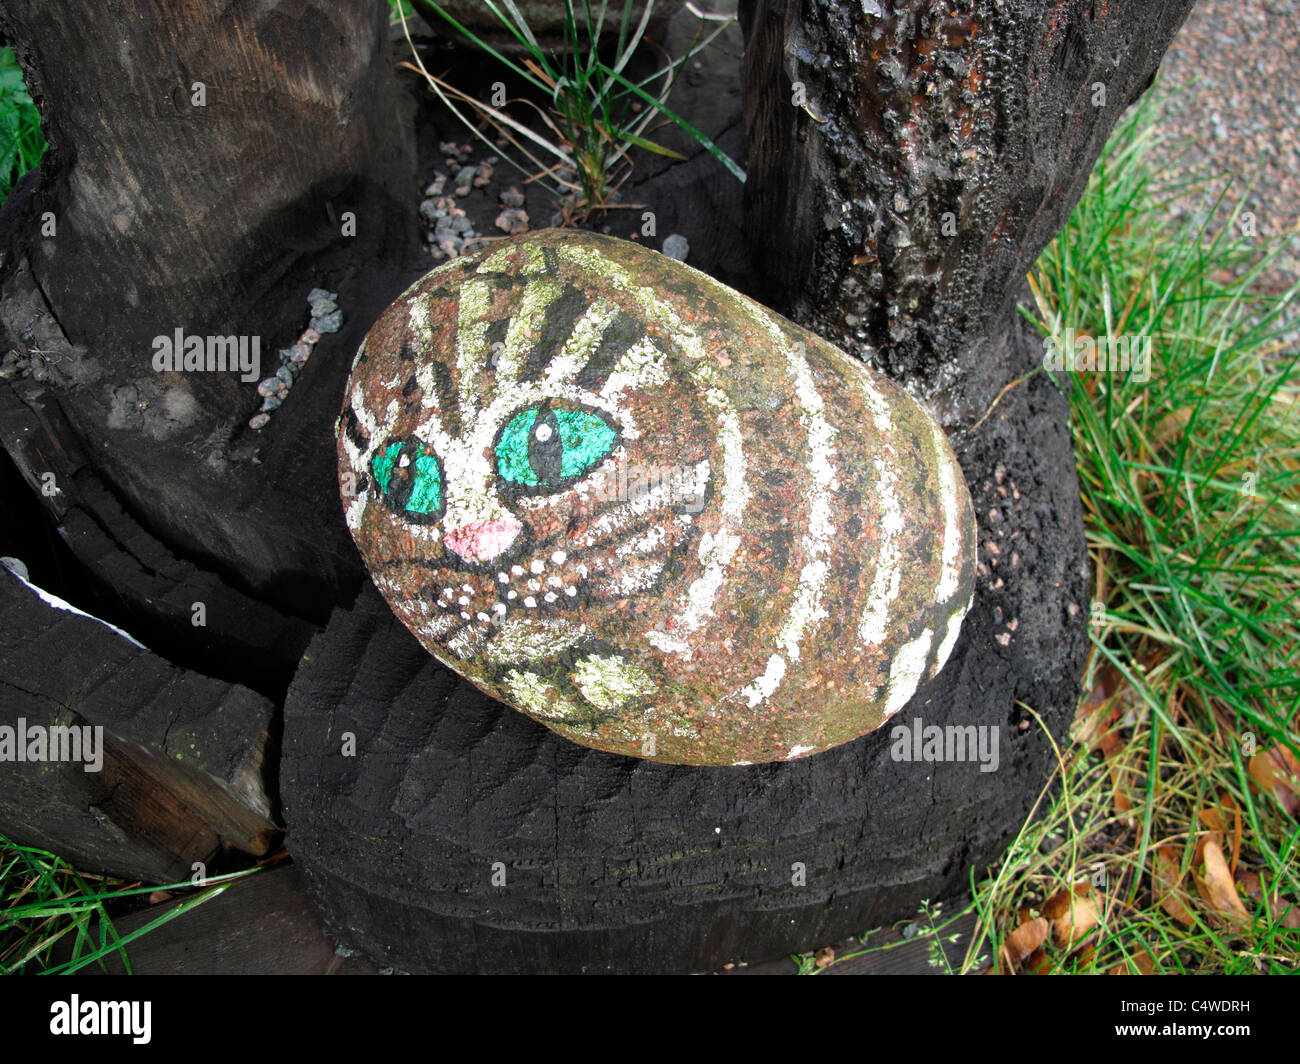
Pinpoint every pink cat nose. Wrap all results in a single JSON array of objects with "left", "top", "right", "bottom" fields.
[{"left": 444, "top": 517, "right": 522, "bottom": 563}]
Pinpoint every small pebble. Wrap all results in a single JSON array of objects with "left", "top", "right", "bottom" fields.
[
  {"left": 249, "top": 412, "right": 271, "bottom": 430},
  {"left": 300, "top": 328, "right": 321, "bottom": 346},
  {"left": 261, "top": 395, "right": 281, "bottom": 412},
  {"left": 419, "top": 199, "right": 441, "bottom": 225},
  {"left": 500, "top": 186, "right": 525, "bottom": 208},
  {"left": 257, "top": 377, "right": 280, "bottom": 397},
  {"left": 424, "top": 172, "right": 447, "bottom": 197},
  {"left": 438, "top": 141, "right": 470, "bottom": 164},
  {"left": 454, "top": 166, "right": 477, "bottom": 196},
  {"left": 662, "top": 234, "right": 690, "bottom": 261},
  {"left": 311, "top": 310, "right": 343, "bottom": 334},
  {"left": 495, "top": 208, "right": 530, "bottom": 235},
  {"left": 287, "top": 343, "right": 311, "bottom": 365},
  {"left": 276, "top": 365, "right": 295, "bottom": 386},
  {"left": 472, "top": 164, "right": 493, "bottom": 188}
]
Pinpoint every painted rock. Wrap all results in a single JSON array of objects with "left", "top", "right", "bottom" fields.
[{"left": 336, "top": 230, "right": 976, "bottom": 766}]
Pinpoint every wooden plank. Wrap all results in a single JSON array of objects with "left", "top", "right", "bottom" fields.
[
  {"left": 0, "top": 564, "right": 278, "bottom": 883},
  {"left": 70, "top": 866, "right": 377, "bottom": 976}
]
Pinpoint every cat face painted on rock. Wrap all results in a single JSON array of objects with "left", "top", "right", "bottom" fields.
[
  {"left": 339, "top": 241, "right": 717, "bottom": 701},
  {"left": 339, "top": 231, "right": 978, "bottom": 766}
]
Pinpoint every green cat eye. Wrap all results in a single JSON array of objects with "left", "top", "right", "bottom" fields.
[
  {"left": 371, "top": 440, "right": 443, "bottom": 517},
  {"left": 405, "top": 453, "right": 442, "bottom": 514},
  {"left": 371, "top": 442, "right": 402, "bottom": 495},
  {"left": 495, "top": 405, "right": 617, "bottom": 491}
]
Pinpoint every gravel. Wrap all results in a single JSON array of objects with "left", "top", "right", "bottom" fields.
[{"left": 1157, "top": 0, "right": 1300, "bottom": 293}]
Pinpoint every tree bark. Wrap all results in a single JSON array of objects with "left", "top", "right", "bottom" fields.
[
  {"left": 0, "top": 1, "right": 418, "bottom": 615},
  {"left": 739, "top": 0, "right": 1195, "bottom": 422}
]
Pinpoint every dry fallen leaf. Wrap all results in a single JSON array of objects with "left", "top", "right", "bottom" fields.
[
  {"left": 1045, "top": 883, "right": 1102, "bottom": 950},
  {"left": 1109, "top": 945, "right": 1158, "bottom": 975},
  {"left": 1248, "top": 746, "right": 1300, "bottom": 817},
  {"left": 1198, "top": 793, "right": 1243, "bottom": 872},
  {"left": 1236, "top": 867, "right": 1300, "bottom": 930},
  {"left": 1001, "top": 917, "right": 1049, "bottom": 972},
  {"left": 1153, "top": 846, "right": 1197, "bottom": 927},
  {"left": 1153, "top": 407, "right": 1193, "bottom": 449},
  {"left": 1194, "top": 839, "right": 1250, "bottom": 927},
  {"left": 814, "top": 946, "right": 835, "bottom": 969}
]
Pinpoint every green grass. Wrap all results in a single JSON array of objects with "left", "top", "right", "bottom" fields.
[
  {"left": 803, "top": 87, "right": 1300, "bottom": 976},
  {"left": 1, "top": 836, "right": 266, "bottom": 974},
  {"left": 971, "top": 89, "right": 1299, "bottom": 975},
  {"left": 0, "top": 45, "right": 46, "bottom": 203}
]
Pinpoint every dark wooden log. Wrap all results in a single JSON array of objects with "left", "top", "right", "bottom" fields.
[
  {"left": 0, "top": 381, "right": 319, "bottom": 695},
  {"left": 738, "top": 0, "right": 1196, "bottom": 421},
  {"left": 0, "top": 1, "right": 420, "bottom": 612},
  {"left": 0, "top": 563, "right": 278, "bottom": 884}
]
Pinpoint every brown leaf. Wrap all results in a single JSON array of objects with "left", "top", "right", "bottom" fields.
[
  {"left": 1001, "top": 917, "right": 1049, "bottom": 972},
  {"left": 1248, "top": 746, "right": 1300, "bottom": 817},
  {"left": 1107, "top": 946, "right": 1158, "bottom": 976},
  {"left": 1235, "top": 867, "right": 1262, "bottom": 900},
  {"left": 1051, "top": 886, "right": 1102, "bottom": 950},
  {"left": 814, "top": 946, "right": 835, "bottom": 969},
  {"left": 1237, "top": 867, "right": 1300, "bottom": 930},
  {"left": 1153, "top": 846, "right": 1197, "bottom": 927},
  {"left": 1073, "top": 673, "right": 1121, "bottom": 750},
  {"left": 1194, "top": 839, "right": 1250, "bottom": 926},
  {"left": 1198, "top": 794, "right": 1243, "bottom": 872},
  {"left": 1153, "top": 407, "right": 1193, "bottom": 449}
]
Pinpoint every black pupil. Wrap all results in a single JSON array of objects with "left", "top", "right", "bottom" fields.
[{"left": 528, "top": 408, "right": 564, "bottom": 486}]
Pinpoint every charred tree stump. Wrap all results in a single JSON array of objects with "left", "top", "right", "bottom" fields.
[
  {"left": 739, "top": 0, "right": 1193, "bottom": 418},
  {"left": 280, "top": 0, "right": 1191, "bottom": 974},
  {"left": 0, "top": 0, "right": 419, "bottom": 626}
]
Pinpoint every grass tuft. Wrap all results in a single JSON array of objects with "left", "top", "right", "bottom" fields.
[
  {"left": 965, "top": 87, "right": 1300, "bottom": 976},
  {"left": 396, "top": 0, "right": 743, "bottom": 219},
  {"left": 0, "top": 835, "right": 268, "bottom": 975}
]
